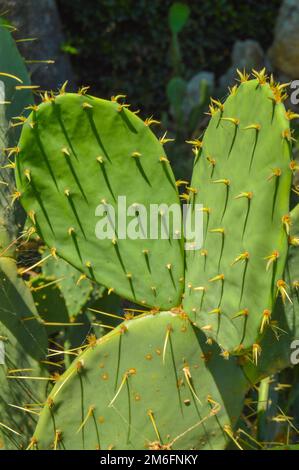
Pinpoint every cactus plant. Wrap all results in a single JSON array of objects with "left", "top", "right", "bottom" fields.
[
  {"left": 1, "top": 20, "right": 298, "bottom": 450},
  {"left": 15, "top": 73, "right": 294, "bottom": 356}
]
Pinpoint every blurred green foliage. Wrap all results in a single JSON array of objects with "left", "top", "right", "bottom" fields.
[{"left": 57, "top": 0, "right": 281, "bottom": 117}]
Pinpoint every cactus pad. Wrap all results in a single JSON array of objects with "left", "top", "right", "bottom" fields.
[
  {"left": 42, "top": 254, "right": 95, "bottom": 318},
  {"left": 15, "top": 93, "right": 184, "bottom": 310},
  {"left": 244, "top": 204, "right": 299, "bottom": 382},
  {"left": 31, "top": 311, "right": 248, "bottom": 450},
  {"left": 183, "top": 77, "right": 292, "bottom": 354}
]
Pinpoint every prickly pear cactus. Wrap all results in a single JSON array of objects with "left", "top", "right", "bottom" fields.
[
  {"left": 10, "top": 67, "right": 298, "bottom": 450},
  {"left": 15, "top": 93, "right": 184, "bottom": 310},
  {"left": 183, "top": 72, "right": 293, "bottom": 354},
  {"left": 30, "top": 312, "right": 248, "bottom": 450}
]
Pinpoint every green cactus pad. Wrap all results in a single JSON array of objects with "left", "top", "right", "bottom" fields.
[
  {"left": 0, "top": 21, "right": 33, "bottom": 122},
  {"left": 42, "top": 254, "right": 95, "bottom": 318},
  {"left": 15, "top": 93, "right": 184, "bottom": 310},
  {"left": 32, "top": 311, "right": 248, "bottom": 450},
  {"left": 30, "top": 275, "right": 70, "bottom": 335},
  {"left": 0, "top": 21, "right": 33, "bottom": 250},
  {"left": 244, "top": 204, "right": 299, "bottom": 383},
  {"left": 0, "top": 257, "right": 47, "bottom": 361},
  {"left": 183, "top": 77, "right": 292, "bottom": 354}
]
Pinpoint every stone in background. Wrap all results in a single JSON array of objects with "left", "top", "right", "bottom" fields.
[
  {"left": 0, "top": 0, "right": 75, "bottom": 90},
  {"left": 268, "top": 0, "right": 299, "bottom": 79}
]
